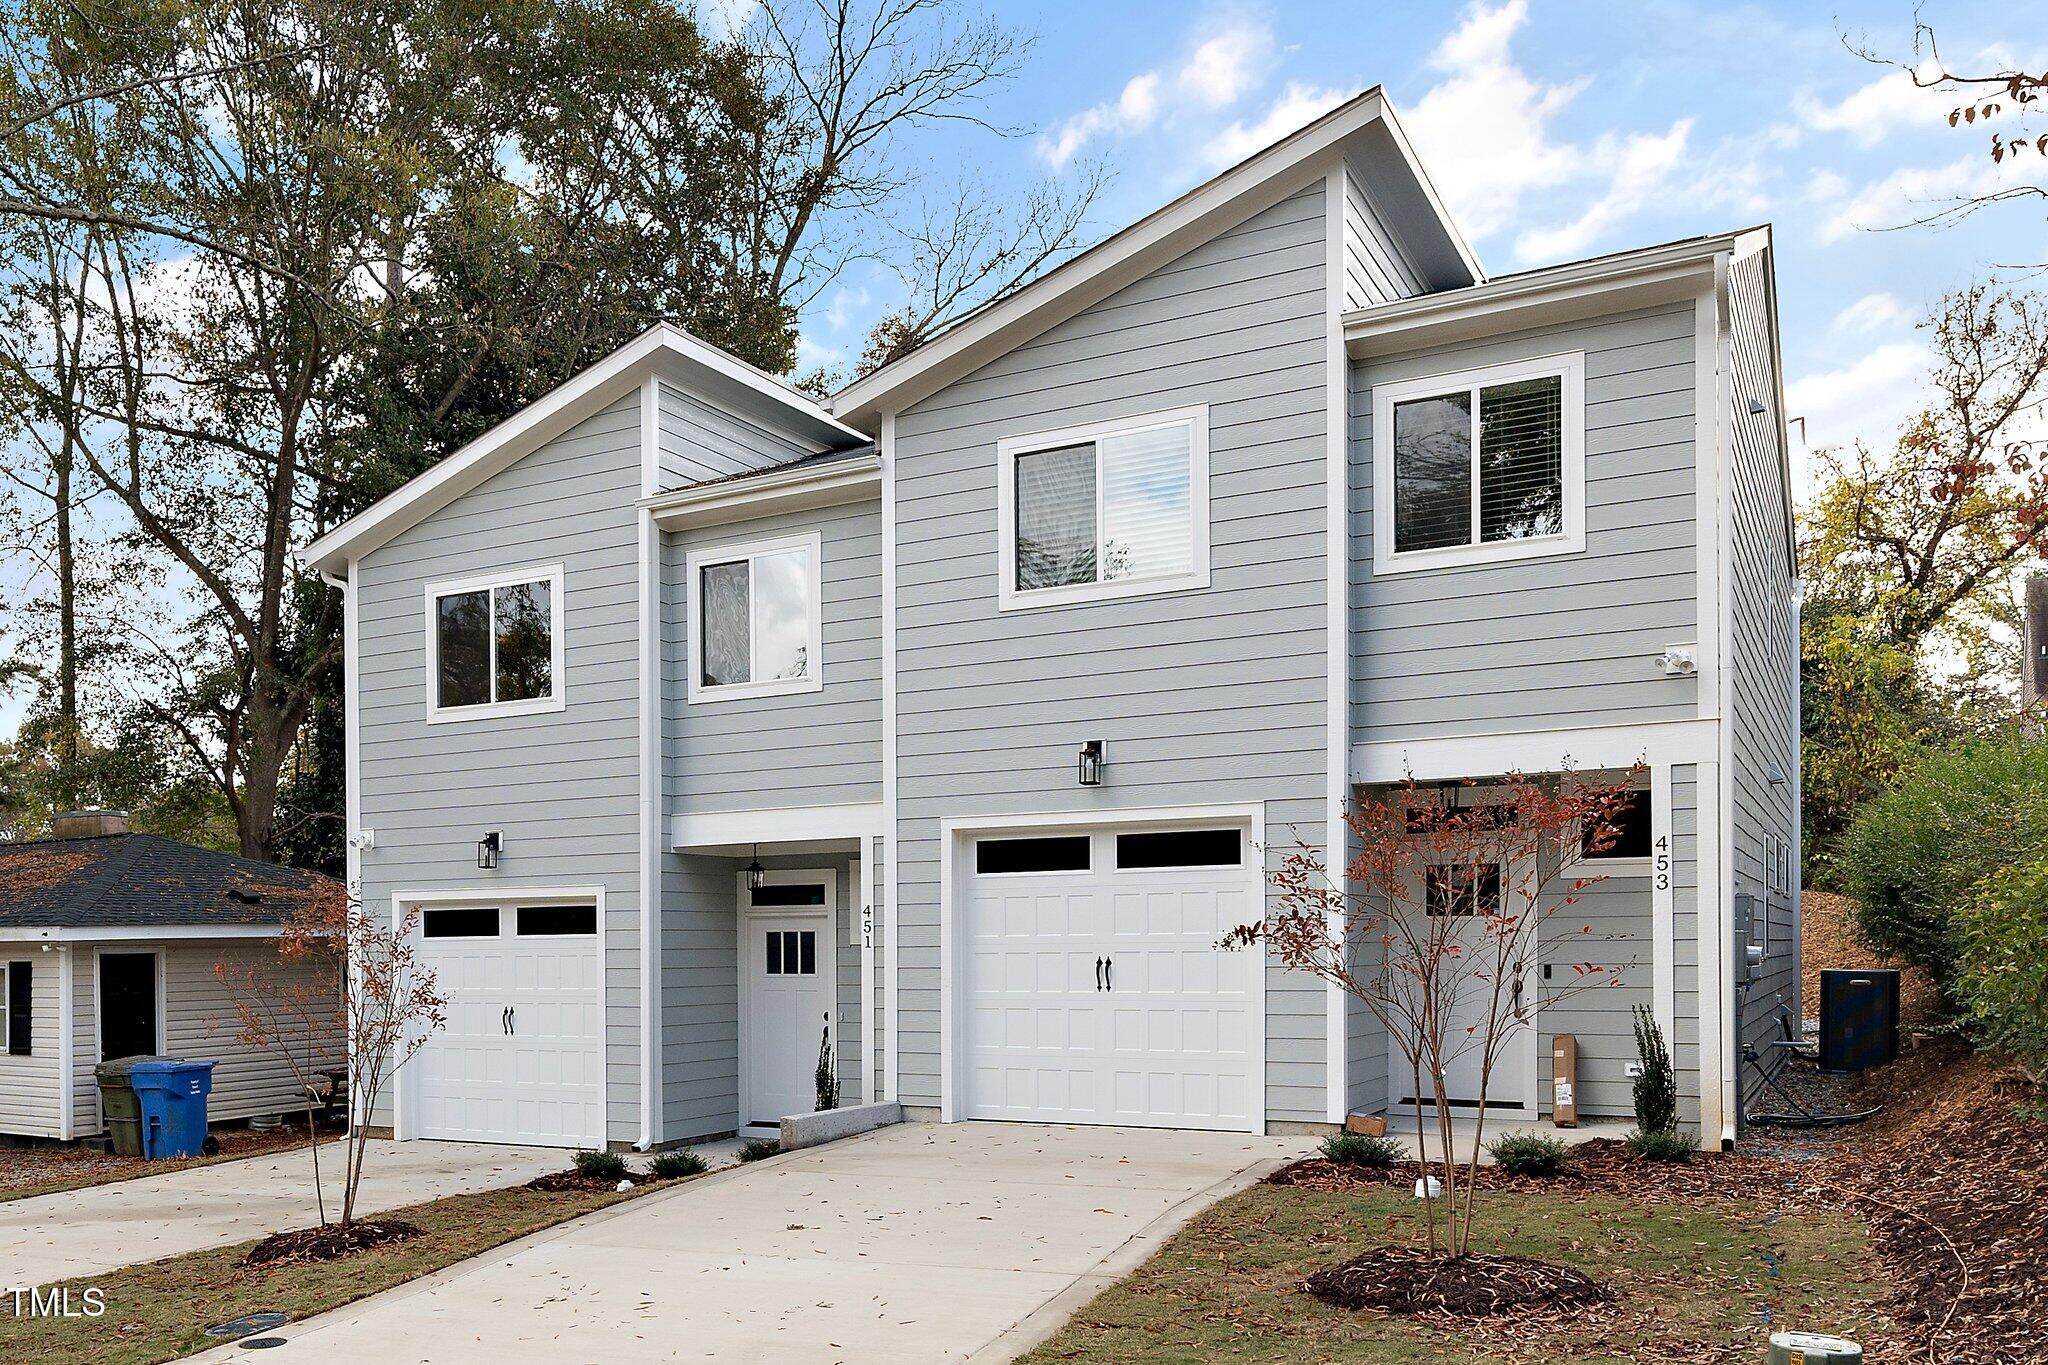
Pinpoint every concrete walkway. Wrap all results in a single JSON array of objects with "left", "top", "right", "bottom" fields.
[
  {"left": 191, "top": 1122, "right": 1311, "bottom": 1364},
  {"left": 0, "top": 1138, "right": 568, "bottom": 1284}
]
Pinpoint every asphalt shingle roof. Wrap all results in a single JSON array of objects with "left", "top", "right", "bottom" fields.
[{"left": 0, "top": 833, "right": 341, "bottom": 930}]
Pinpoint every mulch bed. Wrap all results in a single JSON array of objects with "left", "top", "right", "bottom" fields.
[
  {"left": 0, "top": 1114, "right": 344, "bottom": 1200},
  {"left": 1305, "top": 1246, "right": 1612, "bottom": 1317},
  {"left": 525, "top": 1170, "right": 626, "bottom": 1193},
  {"left": 243, "top": 1217, "right": 423, "bottom": 1266},
  {"left": 1266, "top": 1140, "right": 1806, "bottom": 1207}
]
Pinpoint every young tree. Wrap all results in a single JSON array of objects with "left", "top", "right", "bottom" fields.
[
  {"left": 220, "top": 892, "right": 446, "bottom": 1229},
  {"left": 1228, "top": 770, "right": 1640, "bottom": 1257}
]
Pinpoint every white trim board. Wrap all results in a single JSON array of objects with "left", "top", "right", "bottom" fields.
[
  {"left": 669, "top": 803, "right": 884, "bottom": 854},
  {"left": 636, "top": 379, "right": 662, "bottom": 1150},
  {"left": 0, "top": 925, "right": 290, "bottom": 943},
  {"left": 1350, "top": 719, "right": 1718, "bottom": 785},
  {"left": 935, "top": 802, "right": 1269, "bottom": 1134},
  {"left": 1321, "top": 163, "right": 1349, "bottom": 1125},
  {"left": 642, "top": 452, "right": 880, "bottom": 531}
]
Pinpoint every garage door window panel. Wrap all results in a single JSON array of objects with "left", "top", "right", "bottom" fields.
[
  {"left": 515, "top": 904, "right": 597, "bottom": 936},
  {"left": 975, "top": 835, "right": 1091, "bottom": 875},
  {"left": 423, "top": 907, "right": 501, "bottom": 938},
  {"left": 1114, "top": 828, "right": 1243, "bottom": 869}
]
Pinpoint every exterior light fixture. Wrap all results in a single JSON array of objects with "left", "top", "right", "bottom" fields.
[
  {"left": 745, "top": 844, "right": 767, "bottom": 892},
  {"left": 476, "top": 831, "right": 501, "bottom": 869},
  {"left": 1077, "top": 739, "right": 1105, "bottom": 787}
]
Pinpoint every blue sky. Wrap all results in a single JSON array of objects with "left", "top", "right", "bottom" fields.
[{"left": 794, "top": 0, "right": 2043, "bottom": 491}]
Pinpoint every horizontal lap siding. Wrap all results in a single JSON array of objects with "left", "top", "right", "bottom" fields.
[
  {"left": 1540, "top": 874, "right": 1652, "bottom": 1119},
  {"left": 0, "top": 954, "right": 62, "bottom": 1137},
  {"left": 657, "top": 381, "right": 810, "bottom": 487},
  {"left": 1349, "top": 305, "right": 1701, "bottom": 742},
  {"left": 1672, "top": 764, "right": 1703, "bottom": 1127},
  {"left": 1724, "top": 255, "right": 1801, "bottom": 1118},
  {"left": 355, "top": 394, "right": 643, "bottom": 1141},
  {"left": 662, "top": 500, "right": 882, "bottom": 813},
  {"left": 1342, "top": 157, "right": 1426, "bottom": 310},
  {"left": 893, "top": 185, "right": 1334, "bottom": 1125},
  {"left": 162, "top": 943, "right": 345, "bottom": 1124}
]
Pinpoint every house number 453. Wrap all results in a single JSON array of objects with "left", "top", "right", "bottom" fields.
[{"left": 1653, "top": 833, "right": 1672, "bottom": 892}]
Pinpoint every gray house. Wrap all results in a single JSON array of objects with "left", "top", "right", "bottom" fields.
[{"left": 304, "top": 89, "right": 1798, "bottom": 1152}]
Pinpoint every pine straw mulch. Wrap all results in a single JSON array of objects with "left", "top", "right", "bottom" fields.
[
  {"left": 524, "top": 1170, "right": 625, "bottom": 1193},
  {"left": 242, "top": 1217, "right": 423, "bottom": 1266},
  {"left": 1811, "top": 1047, "right": 2048, "bottom": 1365},
  {"left": 1304, "top": 1246, "right": 1612, "bottom": 1317}
]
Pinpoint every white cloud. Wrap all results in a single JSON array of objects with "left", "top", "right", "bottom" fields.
[
  {"left": 794, "top": 333, "right": 843, "bottom": 372},
  {"left": 1786, "top": 341, "right": 1931, "bottom": 457},
  {"left": 1035, "top": 20, "right": 1275, "bottom": 168},
  {"left": 1177, "top": 26, "right": 1270, "bottom": 108},
  {"left": 700, "top": 0, "right": 759, "bottom": 40},
  {"left": 1815, "top": 152, "right": 2033, "bottom": 242},
  {"left": 1831, "top": 292, "right": 1908, "bottom": 336},
  {"left": 1513, "top": 121, "right": 1693, "bottom": 261},
  {"left": 1403, "top": 0, "right": 1588, "bottom": 242},
  {"left": 1792, "top": 60, "right": 1953, "bottom": 149},
  {"left": 1204, "top": 83, "right": 1347, "bottom": 169}
]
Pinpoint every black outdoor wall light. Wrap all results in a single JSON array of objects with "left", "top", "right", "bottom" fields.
[
  {"left": 1077, "top": 739, "right": 1105, "bottom": 787},
  {"left": 476, "top": 831, "right": 501, "bottom": 869},
  {"left": 745, "top": 844, "right": 767, "bottom": 892}
]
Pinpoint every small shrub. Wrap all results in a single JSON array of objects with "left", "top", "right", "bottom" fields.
[
  {"left": 1625, "top": 1127, "right": 1696, "bottom": 1162},
  {"left": 646, "top": 1149, "right": 708, "bottom": 1180},
  {"left": 1954, "top": 860, "right": 2048, "bottom": 1086},
  {"left": 1839, "top": 730, "right": 2048, "bottom": 998},
  {"left": 736, "top": 1138, "right": 780, "bottom": 1163},
  {"left": 1319, "top": 1131, "right": 1403, "bottom": 1167},
  {"left": 1486, "top": 1132, "right": 1568, "bottom": 1176},
  {"left": 571, "top": 1149, "right": 629, "bottom": 1180},
  {"left": 815, "top": 1022, "right": 840, "bottom": 1112},
  {"left": 1631, "top": 1005, "right": 1679, "bottom": 1136}
]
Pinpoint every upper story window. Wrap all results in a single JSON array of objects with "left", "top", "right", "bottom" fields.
[
  {"left": 1372, "top": 353, "right": 1585, "bottom": 574},
  {"left": 997, "top": 406, "right": 1210, "bottom": 610},
  {"left": 686, "top": 531, "right": 823, "bottom": 703},
  {"left": 425, "top": 564, "right": 564, "bottom": 722}
]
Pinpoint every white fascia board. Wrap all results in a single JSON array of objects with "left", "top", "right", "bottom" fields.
[
  {"left": 1344, "top": 234, "right": 1743, "bottom": 359},
  {"left": 832, "top": 90, "right": 1400, "bottom": 431},
  {"left": 670, "top": 803, "right": 885, "bottom": 853},
  {"left": 1369, "top": 99, "right": 1486, "bottom": 285},
  {"left": 1350, "top": 719, "right": 1719, "bottom": 785},
  {"left": 303, "top": 324, "right": 864, "bottom": 576},
  {"left": 642, "top": 452, "right": 881, "bottom": 531}
]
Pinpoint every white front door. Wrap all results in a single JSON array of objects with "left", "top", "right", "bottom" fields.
[
  {"left": 960, "top": 823, "right": 1259, "bottom": 1132},
  {"left": 1386, "top": 859, "right": 1535, "bottom": 1113},
  {"left": 411, "top": 901, "right": 603, "bottom": 1148},
  {"left": 742, "top": 871, "right": 836, "bottom": 1127}
]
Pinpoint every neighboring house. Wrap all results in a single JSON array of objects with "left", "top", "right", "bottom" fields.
[
  {"left": 304, "top": 88, "right": 1798, "bottom": 1153},
  {"left": 0, "top": 810, "right": 344, "bottom": 1140}
]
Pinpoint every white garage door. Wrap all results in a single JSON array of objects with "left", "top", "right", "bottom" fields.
[
  {"left": 962, "top": 824, "right": 1259, "bottom": 1131},
  {"left": 410, "top": 902, "right": 603, "bottom": 1148}
]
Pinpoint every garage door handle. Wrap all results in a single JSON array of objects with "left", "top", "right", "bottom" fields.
[
  {"left": 508, "top": 1007, "right": 516, "bottom": 1036},
  {"left": 501, "top": 1006, "right": 511, "bottom": 1036},
  {"left": 1094, "top": 957, "right": 1104, "bottom": 991},
  {"left": 1104, "top": 957, "right": 1112, "bottom": 992}
]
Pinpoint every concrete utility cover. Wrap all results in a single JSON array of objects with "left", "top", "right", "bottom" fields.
[{"left": 186, "top": 1122, "right": 1309, "bottom": 1364}]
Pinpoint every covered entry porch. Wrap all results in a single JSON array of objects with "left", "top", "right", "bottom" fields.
[
  {"left": 1345, "top": 722, "right": 1715, "bottom": 1132},
  {"left": 661, "top": 804, "right": 882, "bottom": 1143}
]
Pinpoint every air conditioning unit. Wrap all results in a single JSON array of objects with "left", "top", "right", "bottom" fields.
[{"left": 1817, "top": 969, "right": 1900, "bottom": 1073}]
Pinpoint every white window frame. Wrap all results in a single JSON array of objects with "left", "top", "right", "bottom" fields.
[
  {"left": 686, "top": 530, "right": 825, "bottom": 703},
  {"left": 423, "top": 563, "right": 567, "bottom": 723},
  {"left": 1372, "top": 352, "right": 1586, "bottom": 575},
  {"left": 996, "top": 405, "right": 1211, "bottom": 611}
]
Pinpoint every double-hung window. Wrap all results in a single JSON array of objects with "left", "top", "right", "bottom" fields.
[
  {"left": 425, "top": 564, "right": 564, "bottom": 721},
  {"left": 997, "top": 406, "right": 1209, "bottom": 609},
  {"left": 1372, "top": 353, "right": 1585, "bottom": 573},
  {"left": 686, "top": 531, "right": 823, "bottom": 702}
]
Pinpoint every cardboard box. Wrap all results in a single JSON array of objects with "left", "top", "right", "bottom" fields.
[
  {"left": 1551, "top": 1033, "right": 1578, "bottom": 1127},
  {"left": 1343, "top": 1112, "right": 1387, "bottom": 1137}
]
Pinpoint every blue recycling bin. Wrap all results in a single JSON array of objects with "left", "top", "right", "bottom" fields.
[{"left": 128, "top": 1059, "right": 217, "bottom": 1159}]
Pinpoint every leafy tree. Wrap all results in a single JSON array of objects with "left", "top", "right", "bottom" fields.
[{"left": 1798, "top": 284, "right": 2048, "bottom": 875}]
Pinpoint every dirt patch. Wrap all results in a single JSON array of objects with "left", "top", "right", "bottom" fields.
[
  {"left": 243, "top": 1217, "right": 423, "bottom": 1266},
  {"left": 524, "top": 1170, "right": 627, "bottom": 1193},
  {"left": 1266, "top": 1141, "right": 1803, "bottom": 1206},
  {"left": 0, "top": 1115, "right": 341, "bottom": 1201},
  {"left": 1305, "top": 1246, "right": 1612, "bottom": 1317},
  {"left": 1801, "top": 889, "right": 1941, "bottom": 1024}
]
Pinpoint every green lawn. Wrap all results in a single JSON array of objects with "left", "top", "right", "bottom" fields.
[
  {"left": 0, "top": 1177, "right": 679, "bottom": 1365},
  {"left": 1019, "top": 1182, "right": 1897, "bottom": 1364}
]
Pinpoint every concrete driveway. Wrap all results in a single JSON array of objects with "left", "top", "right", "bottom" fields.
[
  {"left": 192, "top": 1122, "right": 1309, "bottom": 1364},
  {"left": 0, "top": 1138, "right": 565, "bottom": 1285}
]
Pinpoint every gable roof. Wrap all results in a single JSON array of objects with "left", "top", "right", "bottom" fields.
[
  {"left": 304, "top": 325, "right": 869, "bottom": 577},
  {"left": 0, "top": 833, "right": 342, "bottom": 932},
  {"left": 829, "top": 89, "right": 1483, "bottom": 430}
]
